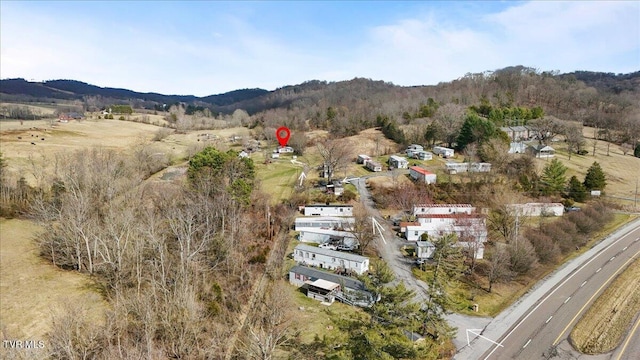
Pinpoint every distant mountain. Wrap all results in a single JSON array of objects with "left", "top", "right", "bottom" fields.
[
  {"left": 0, "top": 78, "right": 269, "bottom": 112},
  {"left": 559, "top": 71, "right": 640, "bottom": 94}
]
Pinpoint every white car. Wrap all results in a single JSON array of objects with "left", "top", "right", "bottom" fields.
[{"left": 319, "top": 243, "right": 338, "bottom": 250}]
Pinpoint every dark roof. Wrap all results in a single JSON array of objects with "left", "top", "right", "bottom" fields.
[{"left": 289, "top": 265, "right": 366, "bottom": 291}]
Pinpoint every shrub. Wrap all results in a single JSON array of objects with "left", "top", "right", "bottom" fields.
[{"left": 153, "top": 128, "right": 173, "bottom": 141}]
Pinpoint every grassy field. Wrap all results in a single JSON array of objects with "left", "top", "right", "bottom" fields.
[
  {"left": 570, "top": 258, "right": 640, "bottom": 354},
  {"left": 0, "top": 219, "right": 106, "bottom": 341}
]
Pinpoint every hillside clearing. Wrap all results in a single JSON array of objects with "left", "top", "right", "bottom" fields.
[{"left": 0, "top": 219, "right": 106, "bottom": 345}]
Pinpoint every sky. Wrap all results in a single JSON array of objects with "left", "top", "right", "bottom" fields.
[{"left": 1, "top": 1, "right": 638, "bottom": 97}]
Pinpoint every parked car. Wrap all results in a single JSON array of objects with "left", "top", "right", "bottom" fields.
[
  {"left": 415, "top": 258, "right": 426, "bottom": 265},
  {"left": 337, "top": 244, "right": 355, "bottom": 251},
  {"left": 565, "top": 206, "right": 581, "bottom": 212},
  {"left": 319, "top": 243, "right": 338, "bottom": 250}
]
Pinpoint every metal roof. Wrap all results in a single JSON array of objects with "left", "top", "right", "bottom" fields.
[
  {"left": 289, "top": 265, "right": 366, "bottom": 291},
  {"left": 295, "top": 244, "right": 369, "bottom": 263}
]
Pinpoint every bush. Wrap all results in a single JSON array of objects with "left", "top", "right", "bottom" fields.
[
  {"left": 576, "top": 149, "right": 588, "bottom": 156},
  {"left": 339, "top": 189, "right": 357, "bottom": 202},
  {"left": 153, "top": 128, "right": 174, "bottom": 141},
  {"left": 118, "top": 116, "right": 125, "bottom": 120}
]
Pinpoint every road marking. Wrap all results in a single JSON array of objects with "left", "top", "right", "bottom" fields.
[
  {"left": 622, "top": 246, "right": 628, "bottom": 251},
  {"left": 610, "top": 256, "right": 616, "bottom": 262},
  {"left": 564, "top": 297, "right": 571, "bottom": 304},
  {"left": 552, "top": 249, "right": 640, "bottom": 346},
  {"left": 483, "top": 230, "right": 640, "bottom": 360},
  {"left": 616, "top": 315, "right": 640, "bottom": 360},
  {"left": 546, "top": 316, "right": 553, "bottom": 324},
  {"left": 580, "top": 281, "right": 587, "bottom": 287},
  {"left": 523, "top": 339, "right": 531, "bottom": 348},
  {"left": 596, "top": 267, "right": 602, "bottom": 273}
]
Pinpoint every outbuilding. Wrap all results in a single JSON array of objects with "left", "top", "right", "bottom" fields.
[
  {"left": 366, "top": 161, "right": 383, "bottom": 172},
  {"left": 389, "top": 155, "right": 409, "bottom": 169},
  {"left": 432, "top": 146, "right": 455, "bottom": 158}
]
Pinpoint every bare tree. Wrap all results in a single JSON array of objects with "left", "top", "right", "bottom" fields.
[
  {"left": 344, "top": 203, "right": 377, "bottom": 255},
  {"left": 530, "top": 116, "right": 565, "bottom": 145},
  {"left": 484, "top": 245, "right": 513, "bottom": 293},
  {"left": 564, "top": 123, "right": 585, "bottom": 160},
  {"left": 433, "top": 103, "right": 466, "bottom": 148},
  {"left": 316, "top": 138, "right": 351, "bottom": 183}
]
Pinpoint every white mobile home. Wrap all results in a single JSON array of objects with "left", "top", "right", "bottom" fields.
[
  {"left": 414, "top": 151, "right": 433, "bottom": 160},
  {"left": 357, "top": 154, "right": 371, "bottom": 164},
  {"left": 388, "top": 155, "right": 409, "bottom": 169},
  {"left": 294, "top": 216, "right": 355, "bottom": 231},
  {"left": 506, "top": 203, "right": 564, "bottom": 217},
  {"left": 303, "top": 205, "right": 353, "bottom": 217},
  {"left": 432, "top": 146, "right": 455, "bottom": 158},
  {"left": 366, "top": 161, "right": 383, "bottom": 172},
  {"left": 413, "top": 204, "right": 475, "bottom": 216},
  {"left": 293, "top": 244, "right": 370, "bottom": 275},
  {"left": 298, "top": 228, "right": 357, "bottom": 245},
  {"left": 409, "top": 166, "right": 437, "bottom": 184}
]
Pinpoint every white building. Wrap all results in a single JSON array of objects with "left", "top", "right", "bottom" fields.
[
  {"left": 298, "top": 228, "right": 357, "bottom": 246},
  {"left": 389, "top": 155, "right": 409, "bottom": 169},
  {"left": 413, "top": 204, "right": 475, "bottom": 216},
  {"left": 293, "top": 244, "right": 370, "bottom": 275},
  {"left": 289, "top": 265, "right": 374, "bottom": 307},
  {"left": 357, "top": 154, "right": 371, "bottom": 164},
  {"left": 413, "top": 150, "right": 433, "bottom": 160},
  {"left": 366, "top": 161, "right": 383, "bottom": 172},
  {"left": 509, "top": 142, "right": 528, "bottom": 154},
  {"left": 506, "top": 203, "right": 565, "bottom": 217},
  {"left": 409, "top": 166, "right": 437, "bottom": 184},
  {"left": 433, "top": 146, "right": 455, "bottom": 158},
  {"left": 294, "top": 216, "right": 355, "bottom": 231},
  {"left": 303, "top": 204, "right": 353, "bottom": 217},
  {"left": 416, "top": 241, "right": 435, "bottom": 259},
  {"left": 445, "top": 162, "right": 492, "bottom": 174},
  {"left": 406, "top": 144, "right": 424, "bottom": 158},
  {"left": 277, "top": 146, "right": 294, "bottom": 153}
]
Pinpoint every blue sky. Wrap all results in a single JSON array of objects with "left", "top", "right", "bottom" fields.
[{"left": 1, "top": 1, "right": 638, "bottom": 96}]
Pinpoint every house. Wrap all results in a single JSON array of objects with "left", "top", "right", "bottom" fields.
[
  {"left": 413, "top": 150, "right": 433, "bottom": 160},
  {"left": 510, "top": 126, "right": 530, "bottom": 141},
  {"left": 388, "top": 155, "right": 409, "bottom": 169},
  {"left": 509, "top": 142, "right": 528, "bottom": 154},
  {"left": 469, "top": 162, "right": 492, "bottom": 172},
  {"left": 399, "top": 222, "right": 420, "bottom": 233},
  {"left": 506, "top": 203, "right": 564, "bottom": 217},
  {"left": 529, "top": 145, "right": 555, "bottom": 158},
  {"left": 289, "top": 265, "right": 374, "bottom": 307},
  {"left": 294, "top": 216, "right": 355, "bottom": 231},
  {"left": 303, "top": 204, "right": 354, "bottom": 217},
  {"left": 366, "top": 161, "right": 383, "bottom": 172},
  {"left": 409, "top": 166, "right": 437, "bottom": 184},
  {"left": 293, "top": 244, "right": 370, "bottom": 275},
  {"left": 357, "top": 154, "right": 371, "bottom": 164},
  {"left": 432, "top": 146, "right": 455, "bottom": 158},
  {"left": 413, "top": 204, "right": 475, "bottom": 216},
  {"left": 500, "top": 127, "right": 515, "bottom": 141},
  {"left": 277, "top": 146, "right": 294, "bottom": 153},
  {"left": 406, "top": 144, "right": 424, "bottom": 158}
]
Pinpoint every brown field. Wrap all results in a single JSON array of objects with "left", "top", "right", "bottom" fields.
[
  {"left": 0, "top": 102, "right": 58, "bottom": 116},
  {"left": 535, "top": 126, "right": 640, "bottom": 203},
  {"left": 0, "top": 219, "right": 106, "bottom": 341},
  {"left": 570, "top": 258, "right": 640, "bottom": 354}
]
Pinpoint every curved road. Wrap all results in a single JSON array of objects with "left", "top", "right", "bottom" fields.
[{"left": 456, "top": 218, "right": 640, "bottom": 360}]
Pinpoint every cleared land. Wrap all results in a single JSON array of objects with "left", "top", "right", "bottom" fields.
[
  {"left": 0, "top": 219, "right": 106, "bottom": 341},
  {"left": 570, "top": 258, "right": 640, "bottom": 354}
]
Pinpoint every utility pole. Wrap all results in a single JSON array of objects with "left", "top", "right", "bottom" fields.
[{"left": 635, "top": 179, "right": 638, "bottom": 210}]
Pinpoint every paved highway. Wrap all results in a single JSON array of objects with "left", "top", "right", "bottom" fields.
[{"left": 454, "top": 219, "right": 640, "bottom": 360}]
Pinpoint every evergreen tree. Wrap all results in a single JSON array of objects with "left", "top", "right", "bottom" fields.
[
  {"left": 567, "top": 175, "right": 587, "bottom": 202},
  {"left": 540, "top": 158, "right": 567, "bottom": 196},
  {"left": 455, "top": 113, "right": 497, "bottom": 151},
  {"left": 583, "top": 162, "right": 607, "bottom": 191}
]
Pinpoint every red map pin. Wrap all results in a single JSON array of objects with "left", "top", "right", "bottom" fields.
[{"left": 276, "top": 126, "right": 290, "bottom": 147}]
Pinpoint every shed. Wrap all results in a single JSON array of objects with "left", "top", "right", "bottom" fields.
[
  {"left": 529, "top": 145, "right": 555, "bottom": 158},
  {"left": 357, "top": 154, "right": 371, "bottom": 164}
]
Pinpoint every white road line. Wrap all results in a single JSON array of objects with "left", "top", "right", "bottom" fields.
[
  {"left": 610, "top": 256, "right": 616, "bottom": 262},
  {"left": 523, "top": 339, "right": 532, "bottom": 348},
  {"left": 596, "top": 267, "right": 602, "bottom": 273},
  {"left": 482, "top": 225, "right": 640, "bottom": 360},
  {"left": 564, "top": 297, "right": 571, "bottom": 304},
  {"left": 580, "top": 281, "right": 587, "bottom": 287},
  {"left": 623, "top": 246, "right": 628, "bottom": 251},
  {"left": 546, "top": 316, "right": 553, "bottom": 324}
]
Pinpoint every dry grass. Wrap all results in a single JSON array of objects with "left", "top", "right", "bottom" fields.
[
  {"left": 570, "top": 258, "right": 640, "bottom": 354},
  {"left": 0, "top": 219, "right": 106, "bottom": 340},
  {"left": 534, "top": 127, "right": 640, "bottom": 204}
]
